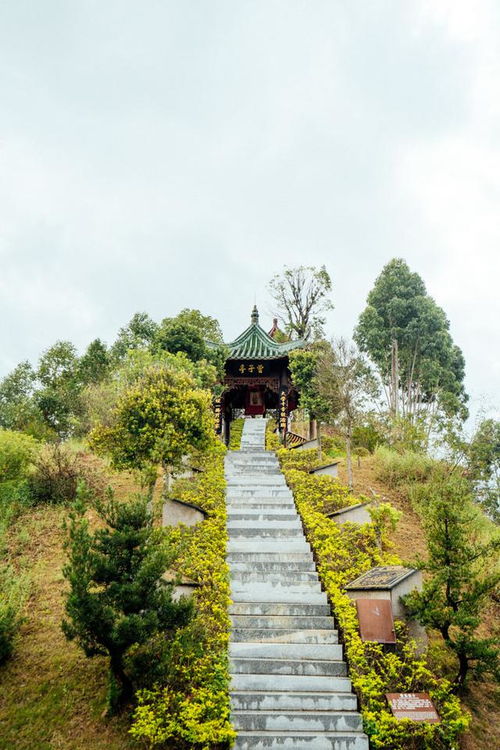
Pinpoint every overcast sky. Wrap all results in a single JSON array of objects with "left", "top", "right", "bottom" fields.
[{"left": 1, "top": 1, "right": 499, "bottom": 421}]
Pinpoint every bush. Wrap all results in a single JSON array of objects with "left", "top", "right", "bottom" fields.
[
  {"left": 320, "top": 434, "right": 344, "bottom": 456},
  {"left": 277, "top": 447, "right": 469, "bottom": 749},
  {"left": 0, "top": 430, "right": 38, "bottom": 482},
  {"left": 373, "top": 445, "right": 436, "bottom": 487},
  {"left": 27, "top": 443, "right": 107, "bottom": 505},
  {"left": 0, "top": 565, "right": 29, "bottom": 664},
  {"left": 131, "top": 441, "right": 235, "bottom": 747},
  {"left": 228, "top": 418, "right": 244, "bottom": 450}
]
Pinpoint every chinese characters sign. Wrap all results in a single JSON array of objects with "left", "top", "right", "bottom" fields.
[
  {"left": 238, "top": 362, "right": 265, "bottom": 374},
  {"left": 386, "top": 693, "right": 440, "bottom": 723}
]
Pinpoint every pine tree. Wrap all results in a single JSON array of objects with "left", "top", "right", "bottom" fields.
[
  {"left": 404, "top": 468, "right": 500, "bottom": 691},
  {"left": 62, "top": 485, "right": 192, "bottom": 712}
]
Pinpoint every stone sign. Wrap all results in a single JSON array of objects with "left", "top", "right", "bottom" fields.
[
  {"left": 386, "top": 693, "right": 440, "bottom": 723},
  {"left": 356, "top": 598, "right": 396, "bottom": 643}
]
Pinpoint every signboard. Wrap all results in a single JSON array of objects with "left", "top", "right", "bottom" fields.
[
  {"left": 213, "top": 397, "right": 222, "bottom": 435},
  {"left": 356, "top": 598, "right": 396, "bottom": 643},
  {"left": 386, "top": 693, "right": 440, "bottom": 723},
  {"left": 279, "top": 389, "right": 288, "bottom": 435}
]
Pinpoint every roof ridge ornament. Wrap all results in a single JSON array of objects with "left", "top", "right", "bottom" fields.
[{"left": 251, "top": 305, "right": 259, "bottom": 324}]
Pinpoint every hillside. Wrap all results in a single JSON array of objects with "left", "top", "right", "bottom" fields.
[{"left": 337, "top": 456, "right": 499, "bottom": 750}]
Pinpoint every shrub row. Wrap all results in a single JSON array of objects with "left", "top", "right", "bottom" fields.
[
  {"left": 277, "top": 448, "right": 469, "bottom": 750},
  {"left": 130, "top": 441, "right": 235, "bottom": 749},
  {"left": 228, "top": 418, "right": 244, "bottom": 451}
]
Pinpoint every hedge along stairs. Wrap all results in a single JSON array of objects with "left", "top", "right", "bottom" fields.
[{"left": 225, "top": 418, "right": 369, "bottom": 750}]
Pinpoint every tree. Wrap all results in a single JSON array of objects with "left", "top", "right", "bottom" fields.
[
  {"left": 467, "top": 418, "right": 500, "bottom": 522},
  {"left": 78, "top": 339, "right": 110, "bottom": 385},
  {"left": 404, "top": 467, "right": 500, "bottom": 691},
  {"left": 354, "top": 259, "right": 468, "bottom": 428},
  {"left": 317, "top": 338, "right": 379, "bottom": 488},
  {"left": 110, "top": 312, "right": 159, "bottom": 362},
  {"left": 289, "top": 348, "right": 333, "bottom": 454},
  {"left": 153, "top": 320, "right": 208, "bottom": 362},
  {"left": 90, "top": 365, "right": 215, "bottom": 490},
  {"left": 35, "top": 341, "right": 82, "bottom": 438},
  {"left": 267, "top": 265, "right": 333, "bottom": 341},
  {"left": 161, "top": 308, "right": 224, "bottom": 344},
  {"left": 62, "top": 485, "right": 192, "bottom": 711},
  {"left": 0, "top": 362, "right": 38, "bottom": 432}
]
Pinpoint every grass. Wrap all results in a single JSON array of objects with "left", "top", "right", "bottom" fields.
[
  {"left": 336, "top": 454, "right": 500, "bottom": 750},
  {"left": 0, "top": 467, "right": 155, "bottom": 750}
]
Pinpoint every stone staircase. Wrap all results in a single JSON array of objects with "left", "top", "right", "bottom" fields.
[{"left": 225, "top": 418, "right": 369, "bottom": 750}]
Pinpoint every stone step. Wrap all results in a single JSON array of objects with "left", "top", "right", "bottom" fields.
[
  {"left": 228, "top": 519, "right": 302, "bottom": 531},
  {"left": 228, "top": 510, "right": 298, "bottom": 520},
  {"left": 231, "top": 576, "right": 318, "bottom": 584},
  {"left": 230, "top": 643, "right": 342, "bottom": 660},
  {"left": 229, "top": 528, "right": 305, "bottom": 539},
  {"left": 228, "top": 539, "right": 311, "bottom": 553},
  {"left": 227, "top": 501, "right": 296, "bottom": 510},
  {"left": 230, "top": 628, "right": 338, "bottom": 644},
  {"left": 233, "top": 731, "right": 369, "bottom": 750},
  {"left": 227, "top": 490, "right": 293, "bottom": 499},
  {"left": 231, "top": 615, "right": 335, "bottom": 631},
  {"left": 230, "top": 602, "right": 331, "bottom": 616},
  {"left": 231, "top": 657, "right": 347, "bottom": 677},
  {"left": 231, "top": 673, "right": 352, "bottom": 693},
  {"left": 232, "top": 711, "right": 363, "bottom": 733},
  {"left": 227, "top": 478, "right": 288, "bottom": 486},
  {"left": 231, "top": 590, "right": 327, "bottom": 605},
  {"left": 230, "top": 561, "right": 317, "bottom": 572},
  {"left": 230, "top": 691, "right": 357, "bottom": 712}
]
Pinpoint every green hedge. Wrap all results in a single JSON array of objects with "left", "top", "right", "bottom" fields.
[
  {"left": 131, "top": 441, "right": 235, "bottom": 748},
  {"left": 228, "top": 418, "right": 244, "bottom": 451},
  {"left": 277, "top": 448, "right": 469, "bottom": 750}
]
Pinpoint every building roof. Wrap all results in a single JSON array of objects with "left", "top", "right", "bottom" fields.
[
  {"left": 345, "top": 566, "right": 418, "bottom": 591},
  {"left": 227, "top": 306, "right": 304, "bottom": 360}
]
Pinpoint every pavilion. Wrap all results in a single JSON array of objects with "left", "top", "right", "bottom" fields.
[{"left": 214, "top": 306, "right": 304, "bottom": 442}]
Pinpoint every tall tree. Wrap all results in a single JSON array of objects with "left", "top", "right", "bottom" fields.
[
  {"left": 354, "top": 259, "right": 468, "bottom": 426},
  {"left": 317, "top": 338, "right": 379, "bottom": 488},
  {"left": 35, "top": 341, "right": 82, "bottom": 438},
  {"left": 110, "top": 312, "right": 159, "bottom": 362},
  {"left": 63, "top": 486, "right": 192, "bottom": 711},
  {"left": 467, "top": 418, "right": 500, "bottom": 522},
  {"left": 405, "top": 468, "right": 500, "bottom": 691},
  {"left": 161, "top": 308, "right": 224, "bottom": 344},
  {"left": 0, "top": 362, "right": 38, "bottom": 432},
  {"left": 289, "top": 348, "right": 333, "bottom": 453},
  {"left": 153, "top": 320, "right": 208, "bottom": 362},
  {"left": 267, "top": 265, "right": 333, "bottom": 341},
  {"left": 78, "top": 339, "right": 110, "bottom": 385}
]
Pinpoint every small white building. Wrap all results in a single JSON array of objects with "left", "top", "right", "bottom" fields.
[{"left": 162, "top": 497, "right": 208, "bottom": 528}]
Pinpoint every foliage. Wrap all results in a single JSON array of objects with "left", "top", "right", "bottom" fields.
[
  {"left": 0, "top": 429, "right": 38, "bottom": 482},
  {"left": 27, "top": 443, "right": 107, "bottom": 505},
  {"left": 35, "top": 340, "right": 83, "bottom": 438},
  {"left": 352, "top": 417, "right": 384, "bottom": 453},
  {"left": 62, "top": 484, "right": 192, "bottom": 712},
  {"left": 131, "top": 442, "right": 235, "bottom": 748},
  {"left": 373, "top": 446, "right": 436, "bottom": 488},
  {"left": 265, "top": 418, "right": 280, "bottom": 450},
  {"left": 354, "top": 258, "right": 468, "bottom": 425},
  {"left": 317, "top": 338, "right": 379, "bottom": 487},
  {"left": 467, "top": 418, "right": 500, "bottom": 522},
  {"left": 267, "top": 264, "right": 334, "bottom": 340},
  {"left": 154, "top": 320, "right": 208, "bottom": 363},
  {"left": 160, "top": 308, "right": 224, "bottom": 344},
  {"left": 110, "top": 312, "right": 159, "bottom": 362},
  {"left": 0, "top": 361, "right": 40, "bottom": 433},
  {"left": 228, "top": 418, "right": 244, "bottom": 450},
  {"left": 0, "top": 564, "right": 29, "bottom": 665},
  {"left": 78, "top": 339, "right": 110, "bottom": 385},
  {"left": 277, "top": 447, "right": 469, "bottom": 749},
  {"left": 90, "top": 365, "right": 215, "bottom": 487},
  {"left": 289, "top": 348, "right": 332, "bottom": 426},
  {"left": 404, "top": 467, "right": 500, "bottom": 690}
]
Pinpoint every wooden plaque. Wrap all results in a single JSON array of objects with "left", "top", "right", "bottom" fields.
[{"left": 386, "top": 693, "right": 440, "bottom": 723}]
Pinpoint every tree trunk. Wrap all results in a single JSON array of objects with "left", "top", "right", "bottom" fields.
[
  {"left": 309, "top": 418, "right": 317, "bottom": 440},
  {"left": 453, "top": 650, "right": 470, "bottom": 693},
  {"left": 317, "top": 423, "right": 322, "bottom": 461},
  {"left": 346, "top": 431, "right": 353, "bottom": 490},
  {"left": 391, "top": 338, "right": 399, "bottom": 417},
  {"left": 108, "top": 653, "right": 134, "bottom": 713}
]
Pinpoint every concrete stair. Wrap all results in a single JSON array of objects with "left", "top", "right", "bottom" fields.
[{"left": 226, "top": 418, "right": 368, "bottom": 750}]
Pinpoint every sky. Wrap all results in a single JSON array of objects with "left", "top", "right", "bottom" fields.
[{"left": 1, "top": 1, "right": 499, "bottom": 422}]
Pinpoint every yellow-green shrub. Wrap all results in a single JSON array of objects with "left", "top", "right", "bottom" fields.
[
  {"left": 278, "top": 448, "right": 469, "bottom": 750},
  {"left": 265, "top": 419, "right": 280, "bottom": 451},
  {"left": 131, "top": 441, "right": 235, "bottom": 749},
  {"left": 228, "top": 418, "right": 244, "bottom": 451}
]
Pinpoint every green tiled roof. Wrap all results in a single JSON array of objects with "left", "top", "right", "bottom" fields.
[{"left": 228, "top": 306, "right": 304, "bottom": 360}]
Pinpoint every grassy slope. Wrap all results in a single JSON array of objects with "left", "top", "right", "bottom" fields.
[
  {"left": 337, "top": 456, "right": 499, "bottom": 750},
  {"left": 0, "top": 470, "right": 152, "bottom": 750}
]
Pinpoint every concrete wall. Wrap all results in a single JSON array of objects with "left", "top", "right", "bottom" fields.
[
  {"left": 296, "top": 438, "right": 319, "bottom": 451},
  {"left": 328, "top": 503, "right": 371, "bottom": 525},
  {"left": 311, "top": 463, "right": 340, "bottom": 478},
  {"left": 163, "top": 498, "right": 206, "bottom": 528},
  {"left": 172, "top": 583, "right": 199, "bottom": 602}
]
